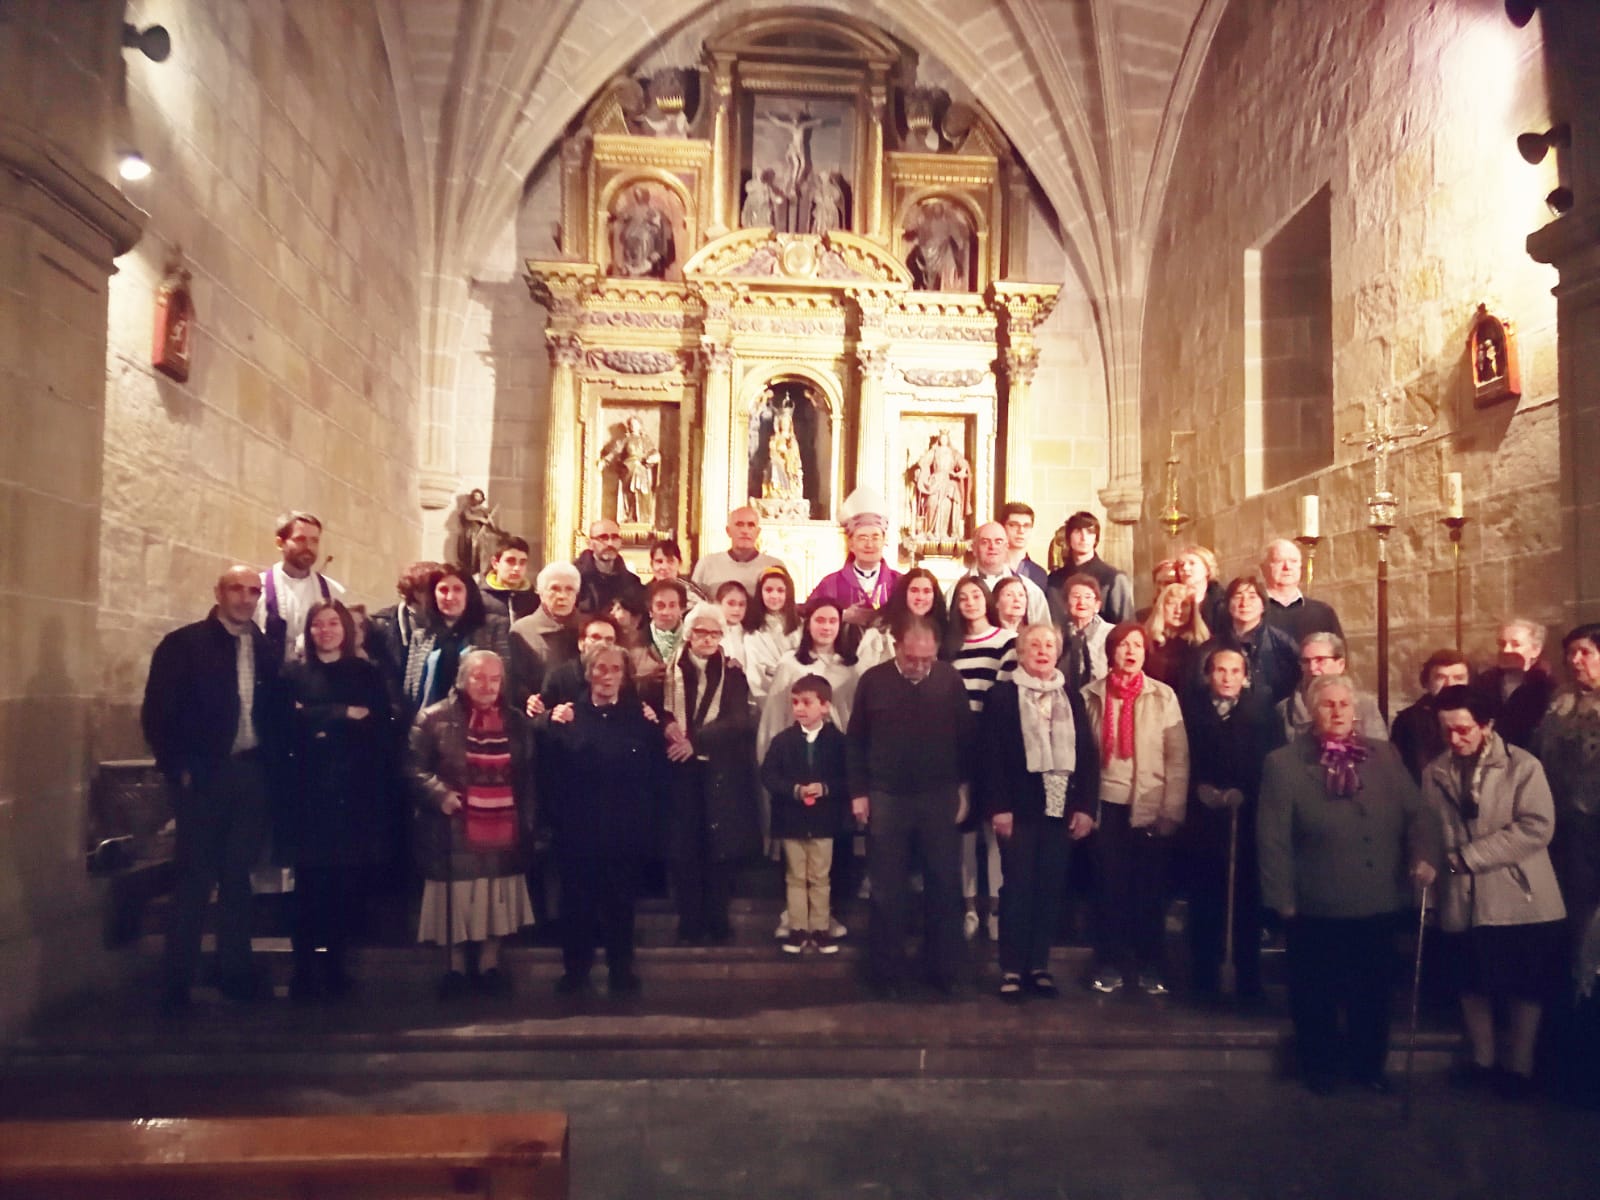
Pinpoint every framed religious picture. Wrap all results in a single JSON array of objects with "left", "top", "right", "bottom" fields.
[
  {"left": 739, "top": 94, "right": 857, "bottom": 235},
  {"left": 1468, "top": 303, "right": 1520, "bottom": 408}
]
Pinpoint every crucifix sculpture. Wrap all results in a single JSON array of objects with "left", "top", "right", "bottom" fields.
[{"left": 1341, "top": 387, "right": 1430, "bottom": 720}]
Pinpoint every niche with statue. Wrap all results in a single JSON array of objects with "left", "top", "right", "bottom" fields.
[{"left": 746, "top": 379, "right": 832, "bottom": 521}]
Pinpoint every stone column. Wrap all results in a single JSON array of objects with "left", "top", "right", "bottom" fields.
[
  {"left": 0, "top": 4, "right": 145, "bottom": 1037},
  {"left": 1527, "top": 0, "right": 1600, "bottom": 624},
  {"left": 990, "top": 281, "right": 1061, "bottom": 505}
]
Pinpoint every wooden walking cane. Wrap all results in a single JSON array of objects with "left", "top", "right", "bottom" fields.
[
  {"left": 1402, "top": 883, "right": 1430, "bottom": 1123},
  {"left": 1220, "top": 803, "right": 1239, "bottom": 996}
]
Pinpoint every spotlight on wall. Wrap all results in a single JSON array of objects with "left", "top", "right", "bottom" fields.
[
  {"left": 1546, "top": 187, "right": 1575, "bottom": 216},
  {"left": 1504, "top": 0, "right": 1539, "bottom": 27},
  {"left": 118, "top": 151, "right": 151, "bottom": 182},
  {"left": 121, "top": 22, "right": 171, "bottom": 63},
  {"left": 1517, "top": 123, "right": 1570, "bottom": 164}
]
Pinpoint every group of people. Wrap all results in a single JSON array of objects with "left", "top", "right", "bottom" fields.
[{"left": 141, "top": 498, "right": 1600, "bottom": 1104}]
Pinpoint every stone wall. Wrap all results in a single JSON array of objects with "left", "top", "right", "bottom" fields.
[
  {"left": 1140, "top": 0, "right": 1562, "bottom": 701},
  {"left": 0, "top": 0, "right": 144, "bottom": 1037},
  {"left": 98, "top": 0, "right": 424, "bottom": 756}
]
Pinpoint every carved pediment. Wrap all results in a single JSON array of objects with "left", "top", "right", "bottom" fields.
[{"left": 684, "top": 229, "right": 912, "bottom": 288}]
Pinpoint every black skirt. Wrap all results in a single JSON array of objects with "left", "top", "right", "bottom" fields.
[{"left": 1437, "top": 920, "right": 1567, "bottom": 1002}]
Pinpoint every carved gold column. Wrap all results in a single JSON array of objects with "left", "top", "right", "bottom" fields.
[
  {"left": 854, "top": 344, "right": 892, "bottom": 499},
  {"left": 527, "top": 262, "right": 599, "bottom": 562},
  {"left": 705, "top": 52, "right": 735, "bottom": 238},
  {"left": 990, "top": 281, "right": 1061, "bottom": 501},
  {"left": 543, "top": 332, "right": 584, "bottom": 562},
  {"left": 698, "top": 338, "right": 735, "bottom": 554},
  {"left": 864, "top": 81, "right": 888, "bottom": 241}
]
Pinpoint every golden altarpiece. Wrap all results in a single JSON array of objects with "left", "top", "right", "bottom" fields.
[{"left": 526, "top": 11, "right": 1059, "bottom": 592}]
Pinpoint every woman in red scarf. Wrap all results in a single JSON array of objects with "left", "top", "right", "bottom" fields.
[
  {"left": 410, "top": 649, "right": 536, "bottom": 999},
  {"left": 1081, "top": 622, "right": 1189, "bottom": 996}
]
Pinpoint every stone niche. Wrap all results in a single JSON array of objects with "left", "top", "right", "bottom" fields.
[{"left": 525, "top": 9, "right": 1058, "bottom": 593}]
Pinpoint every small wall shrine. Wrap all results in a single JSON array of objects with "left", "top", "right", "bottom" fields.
[{"left": 526, "top": 9, "right": 1059, "bottom": 591}]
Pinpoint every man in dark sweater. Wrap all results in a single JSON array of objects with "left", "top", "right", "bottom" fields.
[
  {"left": 846, "top": 620, "right": 974, "bottom": 996},
  {"left": 1260, "top": 539, "right": 1343, "bottom": 645},
  {"left": 1045, "top": 511, "right": 1133, "bottom": 625},
  {"left": 142, "top": 565, "right": 288, "bottom": 1014}
]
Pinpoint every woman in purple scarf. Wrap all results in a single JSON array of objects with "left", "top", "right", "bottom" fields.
[{"left": 1258, "top": 673, "right": 1441, "bottom": 1096}]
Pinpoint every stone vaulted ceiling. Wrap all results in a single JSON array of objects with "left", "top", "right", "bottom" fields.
[{"left": 376, "top": 0, "right": 1224, "bottom": 510}]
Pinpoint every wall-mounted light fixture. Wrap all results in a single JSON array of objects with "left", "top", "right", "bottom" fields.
[
  {"left": 1504, "top": 1, "right": 1539, "bottom": 27},
  {"left": 117, "top": 150, "right": 151, "bottom": 181},
  {"left": 1516, "top": 123, "right": 1570, "bottom": 164},
  {"left": 121, "top": 22, "right": 171, "bottom": 63}
]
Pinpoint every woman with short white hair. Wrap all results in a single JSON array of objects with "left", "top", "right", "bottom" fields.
[{"left": 979, "top": 623, "right": 1097, "bottom": 1002}]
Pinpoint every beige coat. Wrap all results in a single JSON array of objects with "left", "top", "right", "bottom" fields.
[
  {"left": 1081, "top": 674, "right": 1189, "bottom": 828},
  {"left": 1421, "top": 737, "right": 1567, "bottom": 932}
]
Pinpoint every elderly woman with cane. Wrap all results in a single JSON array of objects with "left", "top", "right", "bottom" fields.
[
  {"left": 1259, "top": 673, "right": 1441, "bottom": 1095},
  {"left": 410, "top": 650, "right": 537, "bottom": 999},
  {"left": 1423, "top": 684, "right": 1566, "bottom": 1099}
]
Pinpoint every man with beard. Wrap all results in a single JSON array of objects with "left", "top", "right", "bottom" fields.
[{"left": 255, "top": 511, "right": 344, "bottom": 663}]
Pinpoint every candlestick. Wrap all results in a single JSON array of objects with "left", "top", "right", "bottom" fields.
[
  {"left": 1299, "top": 494, "right": 1320, "bottom": 540},
  {"left": 1295, "top": 534, "right": 1321, "bottom": 591},
  {"left": 1344, "top": 387, "right": 1431, "bottom": 721},
  {"left": 1441, "top": 515, "right": 1469, "bottom": 650},
  {"left": 1444, "top": 472, "right": 1464, "bottom": 520}
]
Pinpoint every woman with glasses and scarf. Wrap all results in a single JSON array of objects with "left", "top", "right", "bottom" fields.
[
  {"left": 1424, "top": 684, "right": 1565, "bottom": 1098},
  {"left": 1259, "top": 673, "right": 1441, "bottom": 1096},
  {"left": 662, "top": 603, "right": 759, "bottom": 944}
]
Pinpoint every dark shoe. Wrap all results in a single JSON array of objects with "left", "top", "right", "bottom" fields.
[
  {"left": 1089, "top": 966, "right": 1124, "bottom": 994},
  {"left": 158, "top": 985, "right": 192, "bottom": 1018},
  {"left": 1495, "top": 1069, "right": 1536, "bottom": 1101},
  {"left": 674, "top": 931, "right": 705, "bottom": 947},
  {"left": 1028, "top": 971, "right": 1059, "bottom": 999},
  {"left": 1451, "top": 1060, "right": 1497, "bottom": 1091},
  {"left": 608, "top": 970, "right": 642, "bottom": 997},
  {"left": 554, "top": 972, "right": 591, "bottom": 996},
  {"left": 813, "top": 932, "right": 839, "bottom": 955},
  {"left": 1137, "top": 971, "right": 1169, "bottom": 997},
  {"left": 782, "top": 931, "right": 807, "bottom": 956},
  {"left": 218, "top": 971, "right": 268, "bottom": 1005},
  {"left": 437, "top": 970, "right": 472, "bottom": 1001},
  {"left": 864, "top": 977, "right": 903, "bottom": 1002},
  {"left": 289, "top": 972, "right": 325, "bottom": 1004},
  {"left": 999, "top": 973, "right": 1025, "bottom": 1005},
  {"left": 476, "top": 967, "right": 513, "bottom": 997},
  {"left": 706, "top": 927, "right": 735, "bottom": 946},
  {"left": 1355, "top": 1074, "right": 1395, "bottom": 1096},
  {"left": 1305, "top": 1073, "right": 1339, "bottom": 1096}
]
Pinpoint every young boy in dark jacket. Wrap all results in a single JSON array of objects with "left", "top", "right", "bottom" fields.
[{"left": 760, "top": 674, "right": 849, "bottom": 954}]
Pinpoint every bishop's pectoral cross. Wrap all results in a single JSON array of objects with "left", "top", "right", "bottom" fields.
[{"left": 1341, "top": 387, "right": 1430, "bottom": 533}]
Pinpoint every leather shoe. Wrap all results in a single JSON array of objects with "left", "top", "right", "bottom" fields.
[
  {"left": 1355, "top": 1074, "right": 1394, "bottom": 1096},
  {"left": 608, "top": 971, "right": 643, "bottom": 996}
]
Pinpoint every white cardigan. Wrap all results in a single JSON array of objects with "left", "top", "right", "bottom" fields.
[{"left": 1080, "top": 674, "right": 1190, "bottom": 828}]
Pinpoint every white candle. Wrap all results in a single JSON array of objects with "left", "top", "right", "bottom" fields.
[
  {"left": 1299, "top": 495, "right": 1320, "bottom": 540},
  {"left": 1445, "top": 472, "right": 1464, "bottom": 519}
]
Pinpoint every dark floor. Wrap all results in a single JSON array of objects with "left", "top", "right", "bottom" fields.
[
  {"left": 6, "top": 890, "right": 1596, "bottom": 1198},
  {"left": 3, "top": 1072, "right": 1596, "bottom": 1200}
]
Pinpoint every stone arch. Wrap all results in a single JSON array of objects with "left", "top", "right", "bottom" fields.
[{"left": 741, "top": 362, "right": 842, "bottom": 519}]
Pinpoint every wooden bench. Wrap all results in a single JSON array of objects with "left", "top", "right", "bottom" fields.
[{"left": 0, "top": 1112, "right": 569, "bottom": 1199}]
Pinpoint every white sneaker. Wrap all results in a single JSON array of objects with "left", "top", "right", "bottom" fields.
[
  {"left": 829, "top": 918, "right": 847, "bottom": 939},
  {"left": 963, "top": 909, "right": 980, "bottom": 941},
  {"left": 986, "top": 913, "right": 999, "bottom": 942},
  {"left": 774, "top": 911, "right": 790, "bottom": 940}
]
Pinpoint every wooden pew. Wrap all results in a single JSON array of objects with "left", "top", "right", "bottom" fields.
[{"left": 0, "top": 1112, "right": 568, "bottom": 1199}]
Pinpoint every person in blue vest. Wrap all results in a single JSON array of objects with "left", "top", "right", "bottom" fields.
[{"left": 255, "top": 510, "right": 345, "bottom": 664}]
